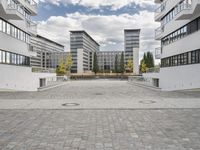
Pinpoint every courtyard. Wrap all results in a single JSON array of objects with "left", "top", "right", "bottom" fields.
[{"left": 0, "top": 80, "right": 200, "bottom": 149}]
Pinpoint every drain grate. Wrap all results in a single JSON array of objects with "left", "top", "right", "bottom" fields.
[
  {"left": 95, "top": 93, "right": 103, "bottom": 95},
  {"left": 139, "top": 100, "right": 156, "bottom": 104},
  {"left": 62, "top": 103, "right": 80, "bottom": 107}
]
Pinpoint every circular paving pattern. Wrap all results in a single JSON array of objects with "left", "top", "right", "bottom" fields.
[
  {"left": 139, "top": 100, "right": 156, "bottom": 104},
  {"left": 62, "top": 103, "right": 80, "bottom": 107}
]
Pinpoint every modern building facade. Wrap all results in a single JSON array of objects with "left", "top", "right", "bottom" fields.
[
  {"left": 97, "top": 51, "right": 122, "bottom": 72},
  {"left": 70, "top": 31, "right": 100, "bottom": 73},
  {"left": 143, "top": 0, "right": 200, "bottom": 91},
  {"left": 124, "top": 29, "right": 140, "bottom": 74},
  {"left": 0, "top": 0, "right": 56, "bottom": 91},
  {"left": 30, "top": 34, "right": 65, "bottom": 69}
]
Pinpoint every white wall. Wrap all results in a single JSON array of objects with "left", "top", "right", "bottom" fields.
[
  {"left": 77, "top": 48, "right": 84, "bottom": 74},
  {"left": 0, "top": 64, "right": 56, "bottom": 91},
  {"left": 0, "top": 33, "right": 29, "bottom": 56},
  {"left": 133, "top": 48, "right": 139, "bottom": 75},
  {"left": 162, "top": 31, "right": 200, "bottom": 58},
  {"left": 160, "top": 64, "right": 200, "bottom": 91}
]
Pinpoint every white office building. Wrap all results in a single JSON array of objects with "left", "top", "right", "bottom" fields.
[
  {"left": 0, "top": 0, "right": 56, "bottom": 91},
  {"left": 70, "top": 31, "right": 100, "bottom": 74},
  {"left": 143, "top": 0, "right": 200, "bottom": 91}
]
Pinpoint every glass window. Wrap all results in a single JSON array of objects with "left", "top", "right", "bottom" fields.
[
  {"left": 6, "top": 52, "right": 10, "bottom": 64},
  {"left": 2, "top": 21, "right": 6, "bottom": 33},
  {"left": 6, "top": 23, "right": 10, "bottom": 35},
  {"left": 0, "top": 19, "right": 2, "bottom": 32},
  {"left": 0, "top": 50, "right": 2, "bottom": 63},
  {"left": 2, "top": 51, "right": 6, "bottom": 63}
]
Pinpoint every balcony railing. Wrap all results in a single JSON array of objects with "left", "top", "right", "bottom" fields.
[
  {"left": 32, "top": 67, "right": 56, "bottom": 73},
  {"left": 155, "top": 26, "right": 164, "bottom": 39},
  {"left": 155, "top": 47, "right": 161, "bottom": 59},
  {"left": 24, "top": 0, "right": 37, "bottom": 9},
  {"left": 146, "top": 67, "right": 160, "bottom": 73}
]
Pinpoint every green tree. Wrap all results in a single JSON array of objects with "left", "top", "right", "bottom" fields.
[
  {"left": 119, "top": 52, "right": 125, "bottom": 74},
  {"left": 125, "top": 58, "right": 133, "bottom": 73},
  {"left": 92, "top": 52, "right": 99, "bottom": 74},
  {"left": 56, "top": 59, "right": 66, "bottom": 75},
  {"left": 146, "top": 52, "right": 155, "bottom": 68},
  {"left": 65, "top": 54, "right": 73, "bottom": 72},
  {"left": 114, "top": 54, "right": 119, "bottom": 73},
  {"left": 140, "top": 59, "right": 147, "bottom": 73}
]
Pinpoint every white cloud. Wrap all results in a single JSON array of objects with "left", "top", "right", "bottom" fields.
[
  {"left": 37, "top": 11, "right": 160, "bottom": 62},
  {"left": 37, "top": 0, "right": 155, "bottom": 10}
]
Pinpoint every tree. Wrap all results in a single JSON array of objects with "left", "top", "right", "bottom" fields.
[
  {"left": 65, "top": 54, "right": 73, "bottom": 72},
  {"left": 56, "top": 59, "right": 66, "bottom": 75},
  {"left": 140, "top": 59, "right": 147, "bottom": 73},
  {"left": 146, "top": 52, "right": 155, "bottom": 68},
  {"left": 93, "top": 52, "right": 99, "bottom": 74},
  {"left": 114, "top": 54, "right": 119, "bottom": 73},
  {"left": 125, "top": 58, "right": 133, "bottom": 73},
  {"left": 119, "top": 52, "right": 125, "bottom": 74}
]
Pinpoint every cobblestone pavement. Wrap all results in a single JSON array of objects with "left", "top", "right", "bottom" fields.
[
  {"left": 0, "top": 80, "right": 200, "bottom": 149},
  {"left": 0, "top": 80, "right": 200, "bottom": 100},
  {"left": 1, "top": 109, "right": 200, "bottom": 150}
]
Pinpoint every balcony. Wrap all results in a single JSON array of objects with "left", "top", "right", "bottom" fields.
[
  {"left": 175, "top": 0, "right": 200, "bottom": 20},
  {"left": 20, "top": 0, "right": 37, "bottom": 16},
  {"left": 154, "top": 1, "right": 166, "bottom": 21},
  {"left": 6, "top": 3, "right": 24, "bottom": 20},
  {"left": 155, "top": 26, "right": 164, "bottom": 40},
  {"left": 155, "top": 47, "right": 162, "bottom": 59},
  {"left": 27, "top": 21, "right": 37, "bottom": 35}
]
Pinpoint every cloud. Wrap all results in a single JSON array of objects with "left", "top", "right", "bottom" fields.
[
  {"left": 37, "top": 11, "right": 160, "bottom": 62},
  {"left": 37, "top": 0, "right": 155, "bottom": 10}
]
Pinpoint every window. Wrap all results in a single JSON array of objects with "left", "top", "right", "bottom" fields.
[
  {"left": 0, "top": 19, "right": 2, "bottom": 32},
  {"left": 6, "top": 52, "right": 10, "bottom": 64},
  {"left": 6, "top": 23, "right": 10, "bottom": 35},
  {"left": 2, "top": 51, "right": 6, "bottom": 63},
  {"left": 0, "top": 50, "right": 2, "bottom": 63},
  {"left": 2, "top": 20, "right": 6, "bottom": 33}
]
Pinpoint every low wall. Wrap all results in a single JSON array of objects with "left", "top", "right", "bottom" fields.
[{"left": 0, "top": 64, "right": 56, "bottom": 91}]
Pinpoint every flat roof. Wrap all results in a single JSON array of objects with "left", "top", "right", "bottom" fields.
[
  {"left": 37, "top": 35, "right": 65, "bottom": 48},
  {"left": 70, "top": 30, "right": 100, "bottom": 46},
  {"left": 124, "top": 29, "right": 141, "bottom": 32}
]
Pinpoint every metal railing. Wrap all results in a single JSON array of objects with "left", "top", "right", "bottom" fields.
[
  {"left": 146, "top": 67, "right": 160, "bottom": 73},
  {"left": 32, "top": 67, "right": 56, "bottom": 73},
  {"left": 155, "top": 47, "right": 162, "bottom": 59},
  {"left": 155, "top": 26, "right": 164, "bottom": 39}
]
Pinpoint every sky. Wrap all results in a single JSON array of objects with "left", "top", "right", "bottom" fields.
[{"left": 33, "top": 0, "right": 160, "bottom": 61}]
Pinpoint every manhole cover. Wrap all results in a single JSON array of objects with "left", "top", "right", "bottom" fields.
[
  {"left": 95, "top": 93, "right": 103, "bottom": 95},
  {"left": 62, "top": 103, "right": 80, "bottom": 106},
  {"left": 139, "top": 100, "right": 156, "bottom": 104}
]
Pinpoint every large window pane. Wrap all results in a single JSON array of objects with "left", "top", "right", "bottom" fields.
[
  {"left": 6, "top": 23, "right": 10, "bottom": 35},
  {"left": 2, "top": 21, "right": 6, "bottom": 33},
  {"left": 2, "top": 51, "right": 6, "bottom": 63},
  {"left": 0, "top": 50, "right": 2, "bottom": 63},
  {"left": 0, "top": 19, "right": 2, "bottom": 32},
  {"left": 6, "top": 52, "right": 10, "bottom": 64}
]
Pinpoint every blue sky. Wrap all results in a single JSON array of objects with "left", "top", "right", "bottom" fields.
[{"left": 34, "top": 0, "right": 160, "bottom": 60}]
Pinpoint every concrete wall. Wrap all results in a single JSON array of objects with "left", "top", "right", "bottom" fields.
[
  {"left": 133, "top": 48, "right": 139, "bottom": 75},
  {"left": 160, "top": 64, "right": 200, "bottom": 91},
  {"left": 0, "top": 64, "right": 56, "bottom": 91},
  {"left": 77, "top": 49, "right": 83, "bottom": 74},
  {"left": 0, "top": 33, "right": 29, "bottom": 56}
]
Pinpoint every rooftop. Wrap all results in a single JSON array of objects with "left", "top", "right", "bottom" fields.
[{"left": 70, "top": 30, "right": 100, "bottom": 46}]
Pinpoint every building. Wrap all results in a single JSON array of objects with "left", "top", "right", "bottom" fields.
[
  {"left": 70, "top": 30, "right": 100, "bottom": 73},
  {"left": 124, "top": 29, "right": 140, "bottom": 74},
  {"left": 97, "top": 51, "right": 122, "bottom": 72},
  {"left": 143, "top": 0, "right": 200, "bottom": 91},
  {"left": 0, "top": 0, "right": 56, "bottom": 91},
  {"left": 30, "top": 34, "right": 65, "bottom": 69}
]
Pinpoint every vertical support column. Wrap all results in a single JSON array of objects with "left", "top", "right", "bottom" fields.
[
  {"left": 133, "top": 48, "right": 139, "bottom": 75},
  {"left": 77, "top": 48, "right": 84, "bottom": 74}
]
